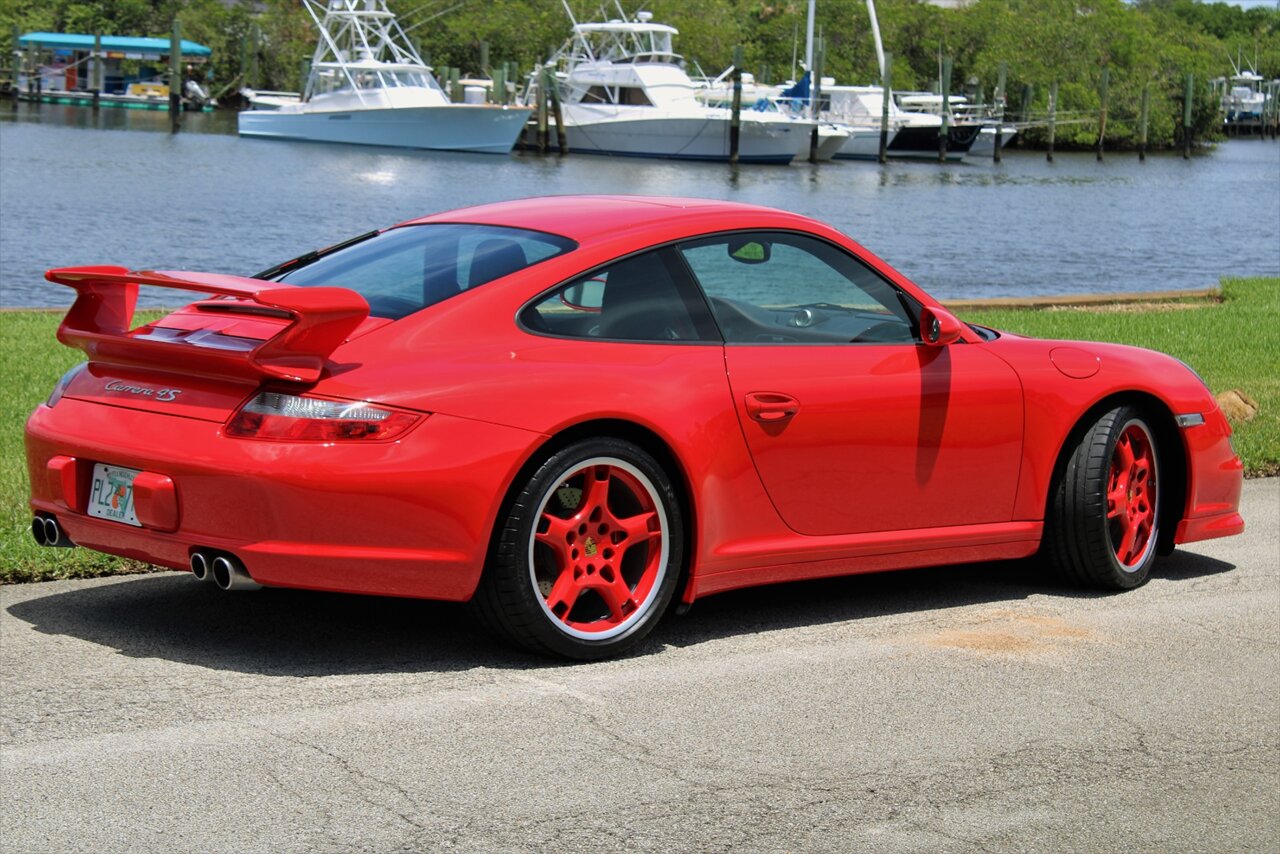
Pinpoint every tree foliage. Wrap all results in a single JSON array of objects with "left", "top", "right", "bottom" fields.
[{"left": 3, "top": 0, "right": 1277, "bottom": 146}]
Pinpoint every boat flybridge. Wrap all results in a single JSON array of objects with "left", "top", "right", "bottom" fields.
[
  {"left": 238, "top": 0, "right": 530, "bottom": 154},
  {"left": 540, "top": 11, "right": 813, "bottom": 163}
]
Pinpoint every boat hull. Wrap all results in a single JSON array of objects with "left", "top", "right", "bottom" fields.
[
  {"left": 882, "top": 123, "right": 980, "bottom": 161},
  {"left": 832, "top": 127, "right": 896, "bottom": 161},
  {"left": 237, "top": 104, "right": 531, "bottom": 154},
  {"left": 562, "top": 113, "right": 800, "bottom": 163}
]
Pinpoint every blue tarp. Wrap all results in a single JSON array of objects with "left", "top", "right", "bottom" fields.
[
  {"left": 19, "top": 32, "right": 212, "bottom": 57},
  {"left": 778, "top": 71, "right": 811, "bottom": 106}
]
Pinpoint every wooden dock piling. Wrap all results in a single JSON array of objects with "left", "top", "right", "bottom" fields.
[
  {"left": 1138, "top": 83, "right": 1149, "bottom": 161},
  {"left": 91, "top": 33, "right": 101, "bottom": 109},
  {"left": 536, "top": 67, "right": 549, "bottom": 154},
  {"left": 729, "top": 45, "right": 743, "bottom": 165},
  {"left": 1044, "top": 80, "right": 1054, "bottom": 161},
  {"left": 1183, "top": 73, "right": 1194, "bottom": 159},
  {"left": 938, "top": 56, "right": 952, "bottom": 163},
  {"left": 878, "top": 51, "right": 892, "bottom": 164},
  {"left": 168, "top": 20, "right": 181, "bottom": 133},
  {"left": 548, "top": 76, "right": 567, "bottom": 154},
  {"left": 809, "top": 38, "right": 824, "bottom": 164},
  {"left": 1095, "top": 67, "right": 1108, "bottom": 162},
  {"left": 993, "top": 62, "right": 1006, "bottom": 163}
]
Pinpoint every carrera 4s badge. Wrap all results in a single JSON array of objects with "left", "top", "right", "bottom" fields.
[{"left": 104, "top": 381, "right": 182, "bottom": 403}]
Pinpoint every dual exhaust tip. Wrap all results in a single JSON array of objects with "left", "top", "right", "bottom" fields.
[
  {"left": 31, "top": 514, "right": 73, "bottom": 548},
  {"left": 190, "top": 550, "right": 261, "bottom": 591},
  {"left": 30, "top": 515, "right": 260, "bottom": 592}
]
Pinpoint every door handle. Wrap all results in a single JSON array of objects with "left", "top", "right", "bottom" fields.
[{"left": 745, "top": 392, "right": 800, "bottom": 423}]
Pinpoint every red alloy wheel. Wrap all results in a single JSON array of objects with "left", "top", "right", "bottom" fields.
[
  {"left": 528, "top": 457, "right": 669, "bottom": 640},
  {"left": 1105, "top": 422, "right": 1158, "bottom": 568}
]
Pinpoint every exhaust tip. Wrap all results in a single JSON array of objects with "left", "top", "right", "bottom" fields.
[
  {"left": 211, "top": 554, "right": 261, "bottom": 592},
  {"left": 33, "top": 515, "right": 72, "bottom": 548},
  {"left": 190, "top": 551, "right": 210, "bottom": 582}
]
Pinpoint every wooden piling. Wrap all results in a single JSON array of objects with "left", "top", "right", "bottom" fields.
[
  {"left": 1095, "top": 66, "right": 1109, "bottom": 162},
  {"left": 479, "top": 41, "right": 489, "bottom": 75},
  {"left": 729, "top": 45, "right": 743, "bottom": 165},
  {"left": 878, "top": 51, "right": 892, "bottom": 164},
  {"left": 993, "top": 61, "right": 1006, "bottom": 163},
  {"left": 91, "top": 33, "right": 101, "bottom": 109},
  {"left": 493, "top": 65, "right": 506, "bottom": 106},
  {"left": 169, "top": 19, "right": 181, "bottom": 133},
  {"left": 938, "top": 56, "right": 953, "bottom": 163},
  {"left": 548, "top": 75, "right": 568, "bottom": 154},
  {"left": 536, "top": 67, "right": 549, "bottom": 153},
  {"left": 809, "top": 38, "right": 824, "bottom": 163},
  {"left": 1138, "top": 83, "right": 1149, "bottom": 162},
  {"left": 1046, "top": 81, "right": 1058, "bottom": 162},
  {"left": 248, "top": 23, "right": 260, "bottom": 91},
  {"left": 1183, "top": 73, "right": 1194, "bottom": 159}
]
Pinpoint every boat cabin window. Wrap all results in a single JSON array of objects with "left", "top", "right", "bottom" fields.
[
  {"left": 271, "top": 224, "right": 576, "bottom": 320},
  {"left": 581, "top": 85, "right": 653, "bottom": 106}
]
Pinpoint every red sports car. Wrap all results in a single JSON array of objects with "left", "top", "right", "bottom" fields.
[{"left": 26, "top": 196, "right": 1244, "bottom": 659}]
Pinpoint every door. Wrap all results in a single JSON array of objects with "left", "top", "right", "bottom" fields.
[{"left": 678, "top": 232, "right": 1023, "bottom": 537}]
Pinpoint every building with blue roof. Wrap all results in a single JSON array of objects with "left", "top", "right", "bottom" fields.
[{"left": 15, "top": 31, "right": 215, "bottom": 111}]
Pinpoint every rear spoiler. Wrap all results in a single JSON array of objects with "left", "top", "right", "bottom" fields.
[{"left": 46, "top": 265, "right": 369, "bottom": 384}]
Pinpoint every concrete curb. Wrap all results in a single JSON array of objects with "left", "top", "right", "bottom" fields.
[{"left": 943, "top": 287, "right": 1221, "bottom": 311}]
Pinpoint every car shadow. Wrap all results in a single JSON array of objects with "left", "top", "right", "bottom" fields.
[{"left": 4, "top": 549, "right": 1236, "bottom": 675}]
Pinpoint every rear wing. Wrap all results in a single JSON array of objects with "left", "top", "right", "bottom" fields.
[{"left": 46, "top": 265, "right": 370, "bottom": 384}]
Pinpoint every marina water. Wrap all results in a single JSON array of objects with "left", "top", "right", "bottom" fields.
[{"left": 1, "top": 103, "right": 1277, "bottom": 309}]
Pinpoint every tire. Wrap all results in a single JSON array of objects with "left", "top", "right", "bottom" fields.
[
  {"left": 475, "top": 438, "right": 683, "bottom": 660},
  {"left": 1044, "top": 405, "right": 1161, "bottom": 589}
]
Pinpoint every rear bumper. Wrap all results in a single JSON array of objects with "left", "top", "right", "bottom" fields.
[{"left": 26, "top": 399, "right": 542, "bottom": 600}]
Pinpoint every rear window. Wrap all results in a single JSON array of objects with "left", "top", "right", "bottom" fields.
[{"left": 273, "top": 224, "right": 576, "bottom": 319}]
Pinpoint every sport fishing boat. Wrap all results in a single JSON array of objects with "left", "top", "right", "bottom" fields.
[
  {"left": 538, "top": 10, "right": 811, "bottom": 163},
  {"left": 237, "top": 0, "right": 530, "bottom": 154}
]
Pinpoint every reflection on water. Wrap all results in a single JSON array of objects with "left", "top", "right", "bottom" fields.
[{"left": 1, "top": 101, "right": 1277, "bottom": 308}]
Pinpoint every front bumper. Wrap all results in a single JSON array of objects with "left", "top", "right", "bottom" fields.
[{"left": 26, "top": 399, "right": 542, "bottom": 600}]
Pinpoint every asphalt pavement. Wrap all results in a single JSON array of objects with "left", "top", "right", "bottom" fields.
[{"left": 2, "top": 478, "right": 1277, "bottom": 853}]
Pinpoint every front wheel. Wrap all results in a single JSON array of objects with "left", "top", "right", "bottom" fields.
[
  {"left": 475, "top": 438, "right": 683, "bottom": 660},
  {"left": 1044, "top": 405, "right": 1161, "bottom": 589}
]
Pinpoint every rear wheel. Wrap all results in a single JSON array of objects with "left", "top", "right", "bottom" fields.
[
  {"left": 1044, "top": 405, "right": 1161, "bottom": 589},
  {"left": 475, "top": 438, "right": 682, "bottom": 659}
]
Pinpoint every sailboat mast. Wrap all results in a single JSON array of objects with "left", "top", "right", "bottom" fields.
[
  {"left": 866, "top": 0, "right": 886, "bottom": 81},
  {"left": 805, "top": 0, "right": 816, "bottom": 119}
]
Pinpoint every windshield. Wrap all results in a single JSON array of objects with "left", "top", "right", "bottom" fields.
[{"left": 274, "top": 224, "right": 577, "bottom": 319}]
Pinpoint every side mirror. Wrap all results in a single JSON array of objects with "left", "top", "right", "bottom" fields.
[
  {"left": 920, "top": 305, "right": 965, "bottom": 347},
  {"left": 727, "top": 239, "right": 771, "bottom": 264}
]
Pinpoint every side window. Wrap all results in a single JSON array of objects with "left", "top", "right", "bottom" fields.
[
  {"left": 679, "top": 232, "right": 918, "bottom": 344},
  {"left": 522, "top": 248, "right": 716, "bottom": 342}
]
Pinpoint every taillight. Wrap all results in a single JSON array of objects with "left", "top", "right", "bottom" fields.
[
  {"left": 226, "top": 392, "right": 422, "bottom": 442},
  {"left": 46, "top": 363, "right": 88, "bottom": 408}
]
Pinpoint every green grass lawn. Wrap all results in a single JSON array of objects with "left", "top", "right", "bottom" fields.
[{"left": 2, "top": 279, "right": 1275, "bottom": 584}]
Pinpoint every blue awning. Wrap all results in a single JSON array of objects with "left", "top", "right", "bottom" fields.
[{"left": 19, "top": 32, "right": 212, "bottom": 58}]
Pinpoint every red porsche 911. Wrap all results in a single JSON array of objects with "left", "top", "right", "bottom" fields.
[{"left": 26, "top": 196, "right": 1244, "bottom": 659}]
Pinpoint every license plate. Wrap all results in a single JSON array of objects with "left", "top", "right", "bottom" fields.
[{"left": 88, "top": 464, "right": 142, "bottom": 527}]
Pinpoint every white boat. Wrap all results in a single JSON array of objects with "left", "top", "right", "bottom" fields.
[
  {"left": 698, "top": 71, "right": 850, "bottom": 161},
  {"left": 539, "top": 11, "right": 811, "bottom": 163},
  {"left": 237, "top": 0, "right": 530, "bottom": 154}
]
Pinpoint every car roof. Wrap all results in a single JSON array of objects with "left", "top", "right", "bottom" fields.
[{"left": 396, "top": 195, "right": 820, "bottom": 245}]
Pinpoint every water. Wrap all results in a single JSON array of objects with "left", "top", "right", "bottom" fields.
[{"left": 2, "top": 102, "right": 1277, "bottom": 308}]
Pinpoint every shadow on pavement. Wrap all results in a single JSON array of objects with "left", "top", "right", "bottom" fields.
[{"left": 4, "top": 549, "right": 1236, "bottom": 675}]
